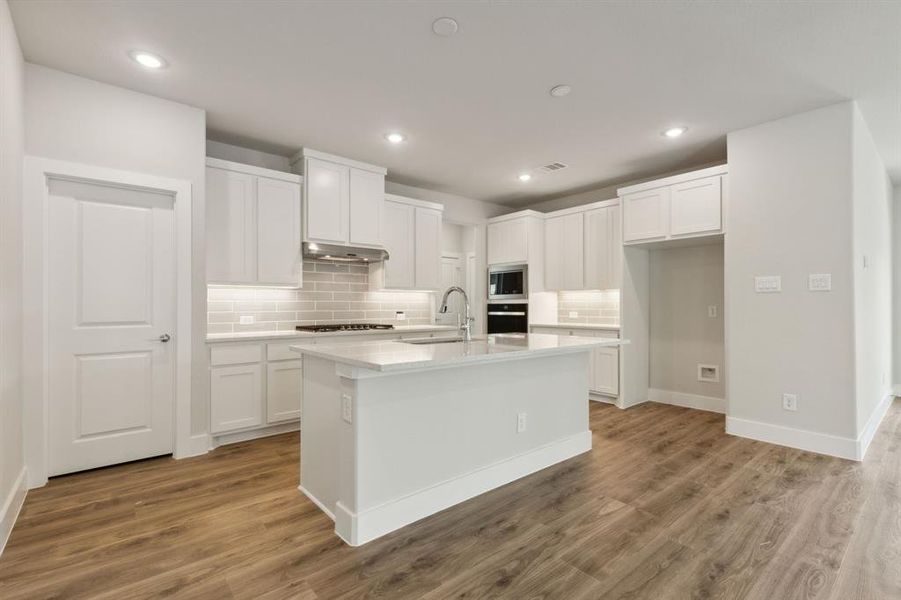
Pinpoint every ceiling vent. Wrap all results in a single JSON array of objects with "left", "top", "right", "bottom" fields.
[{"left": 537, "top": 162, "right": 568, "bottom": 173}]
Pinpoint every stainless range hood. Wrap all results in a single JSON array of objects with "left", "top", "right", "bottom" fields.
[{"left": 302, "top": 241, "right": 388, "bottom": 263}]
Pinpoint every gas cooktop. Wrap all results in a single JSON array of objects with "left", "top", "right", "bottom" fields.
[{"left": 295, "top": 323, "right": 395, "bottom": 333}]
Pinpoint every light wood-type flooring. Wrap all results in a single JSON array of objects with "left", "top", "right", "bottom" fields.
[{"left": 2, "top": 400, "right": 899, "bottom": 599}]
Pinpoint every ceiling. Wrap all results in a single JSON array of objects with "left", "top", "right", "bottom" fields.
[{"left": 9, "top": 1, "right": 901, "bottom": 207}]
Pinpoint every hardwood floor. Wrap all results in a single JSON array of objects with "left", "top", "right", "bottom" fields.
[{"left": 2, "top": 400, "right": 899, "bottom": 599}]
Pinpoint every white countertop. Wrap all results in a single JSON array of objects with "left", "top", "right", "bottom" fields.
[
  {"left": 206, "top": 324, "right": 459, "bottom": 343},
  {"left": 290, "top": 333, "right": 625, "bottom": 373},
  {"left": 530, "top": 322, "right": 621, "bottom": 331}
]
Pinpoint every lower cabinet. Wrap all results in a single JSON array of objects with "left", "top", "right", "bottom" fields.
[
  {"left": 267, "top": 359, "right": 303, "bottom": 423},
  {"left": 530, "top": 325, "right": 620, "bottom": 397},
  {"left": 210, "top": 363, "right": 263, "bottom": 434}
]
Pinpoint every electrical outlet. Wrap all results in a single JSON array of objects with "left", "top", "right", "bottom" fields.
[
  {"left": 782, "top": 393, "right": 798, "bottom": 412},
  {"left": 569, "top": 311, "right": 578, "bottom": 318},
  {"left": 707, "top": 305, "right": 717, "bottom": 318},
  {"left": 239, "top": 315, "right": 255, "bottom": 325},
  {"left": 808, "top": 274, "right": 832, "bottom": 292},
  {"left": 395, "top": 311, "right": 406, "bottom": 321},
  {"left": 341, "top": 394, "right": 353, "bottom": 423},
  {"left": 516, "top": 412, "right": 527, "bottom": 433},
  {"left": 755, "top": 276, "right": 781, "bottom": 293}
]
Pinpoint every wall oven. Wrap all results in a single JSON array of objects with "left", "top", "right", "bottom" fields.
[
  {"left": 488, "top": 264, "right": 528, "bottom": 301},
  {"left": 487, "top": 303, "right": 528, "bottom": 334}
]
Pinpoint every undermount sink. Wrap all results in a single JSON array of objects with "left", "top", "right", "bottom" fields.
[{"left": 402, "top": 336, "right": 478, "bottom": 345}]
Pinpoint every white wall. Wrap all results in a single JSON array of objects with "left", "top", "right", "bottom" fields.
[
  {"left": 649, "top": 244, "right": 725, "bottom": 399},
  {"left": 895, "top": 185, "right": 901, "bottom": 392},
  {"left": 25, "top": 65, "right": 209, "bottom": 435},
  {"left": 440, "top": 222, "right": 465, "bottom": 254},
  {"left": 851, "top": 106, "right": 893, "bottom": 432},
  {"left": 206, "top": 139, "right": 291, "bottom": 172},
  {"left": 726, "top": 103, "right": 858, "bottom": 441},
  {"left": 0, "top": 0, "right": 26, "bottom": 540}
]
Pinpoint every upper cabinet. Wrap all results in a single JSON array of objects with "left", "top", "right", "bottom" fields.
[
  {"left": 291, "top": 148, "right": 386, "bottom": 248},
  {"left": 206, "top": 158, "right": 302, "bottom": 287},
  {"left": 369, "top": 194, "right": 443, "bottom": 291},
  {"left": 619, "top": 165, "right": 727, "bottom": 245},
  {"left": 487, "top": 211, "right": 545, "bottom": 292},
  {"left": 543, "top": 200, "right": 621, "bottom": 292}
]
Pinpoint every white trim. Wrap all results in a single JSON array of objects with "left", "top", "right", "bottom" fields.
[
  {"left": 212, "top": 421, "right": 299, "bottom": 447},
  {"left": 182, "top": 433, "right": 212, "bottom": 458},
  {"left": 648, "top": 388, "right": 726, "bottom": 414},
  {"left": 589, "top": 393, "right": 617, "bottom": 405},
  {"left": 298, "top": 484, "right": 336, "bottom": 521},
  {"left": 205, "top": 157, "right": 301, "bottom": 183},
  {"left": 893, "top": 384, "right": 901, "bottom": 396},
  {"left": 384, "top": 193, "right": 444, "bottom": 212},
  {"left": 23, "top": 157, "right": 193, "bottom": 485},
  {"left": 291, "top": 147, "right": 386, "bottom": 175},
  {"left": 617, "top": 164, "right": 729, "bottom": 196},
  {"left": 333, "top": 430, "right": 591, "bottom": 546},
  {"left": 726, "top": 416, "right": 858, "bottom": 460},
  {"left": 487, "top": 209, "right": 545, "bottom": 223},
  {"left": 0, "top": 468, "right": 27, "bottom": 556},
  {"left": 857, "top": 393, "right": 895, "bottom": 460},
  {"left": 544, "top": 197, "right": 620, "bottom": 219}
]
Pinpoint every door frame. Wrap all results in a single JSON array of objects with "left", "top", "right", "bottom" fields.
[{"left": 23, "top": 157, "right": 194, "bottom": 488}]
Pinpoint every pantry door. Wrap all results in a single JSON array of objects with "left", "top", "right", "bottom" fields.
[{"left": 46, "top": 177, "right": 176, "bottom": 476}]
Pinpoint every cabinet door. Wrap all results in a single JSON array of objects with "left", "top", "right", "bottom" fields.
[
  {"left": 488, "top": 219, "right": 528, "bottom": 265},
  {"left": 414, "top": 207, "right": 442, "bottom": 290},
  {"left": 210, "top": 364, "right": 262, "bottom": 433},
  {"left": 544, "top": 216, "right": 565, "bottom": 291},
  {"left": 562, "top": 213, "right": 584, "bottom": 290},
  {"left": 607, "top": 205, "right": 622, "bottom": 289},
  {"left": 266, "top": 359, "right": 302, "bottom": 423},
  {"left": 206, "top": 167, "right": 256, "bottom": 283},
  {"left": 382, "top": 199, "right": 415, "bottom": 289},
  {"left": 590, "top": 347, "right": 619, "bottom": 396},
  {"left": 304, "top": 157, "right": 349, "bottom": 244},
  {"left": 584, "top": 207, "right": 610, "bottom": 290},
  {"left": 622, "top": 187, "right": 669, "bottom": 243},
  {"left": 257, "top": 176, "right": 301, "bottom": 286},
  {"left": 349, "top": 168, "right": 384, "bottom": 246},
  {"left": 487, "top": 222, "right": 505, "bottom": 265},
  {"left": 670, "top": 175, "right": 722, "bottom": 236}
]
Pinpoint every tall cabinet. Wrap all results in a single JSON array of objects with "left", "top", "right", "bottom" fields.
[
  {"left": 543, "top": 199, "right": 622, "bottom": 292},
  {"left": 206, "top": 158, "right": 302, "bottom": 287},
  {"left": 369, "top": 194, "right": 443, "bottom": 291}
]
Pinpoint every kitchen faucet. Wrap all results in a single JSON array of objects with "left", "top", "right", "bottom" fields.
[{"left": 439, "top": 286, "right": 473, "bottom": 342}]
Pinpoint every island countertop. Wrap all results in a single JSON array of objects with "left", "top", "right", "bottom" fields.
[{"left": 290, "top": 332, "right": 625, "bottom": 374}]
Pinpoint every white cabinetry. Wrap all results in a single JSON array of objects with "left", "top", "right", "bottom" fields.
[
  {"left": 486, "top": 211, "right": 545, "bottom": 292},
  {"left": 619, "top": 165, "right": 727, "bottom": 245},
  {"left": 544, "top": 213, "right": 584, "bottom": 291},
  {"left": 209, "top": 344, "right": 264, "bottom": 434},
  {"left": 267, "top": 360, "right": 303, "bottom": 423},
  {"left": 370, "top": 194, "right": 443, "bottom": 291},
  {"left": 292, "top": 148, "right": 386, "bottom": 248},
  {"left": 206, "top": 158, "right": 302, "bottom": 286},
  {"left": 584, "top": 204, "right": 621, "bottom": 291},
  {"left": 529, "top": 325, "right": 620, "bottom": 397}
]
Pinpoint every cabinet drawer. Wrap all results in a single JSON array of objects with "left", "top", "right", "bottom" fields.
[
  {"left": 210, "top": 344, "right": 262, "bottom": 366},
  {"left": 267, "top": 342, "right": 301, "bottom": 361}
]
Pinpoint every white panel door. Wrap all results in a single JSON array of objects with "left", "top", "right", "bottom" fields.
[
  {"left": 414, "top": 207, "right": 442, "bottom": 290},
  {"left": 544, "top": 215, "right": 565, "bottom": 291},
  {"left": 304, "top": 157, "right": 349, "bottom": 244},
  {"left": 348, "top": 168, "right": 384, "bottom": 246},
  {"left": 267, "top": 360, "right": 303, "bottom": 423},
  {"left": 206, "top": 166, "right": 255, "bottom": 283},
  {"left": 210, "top": 364, "right": 262, "bottom": 433},
  {"left": 257, "top": 176, "right": 301, "bottom": 286},
  {"left": 381, "top": 199, "right": 415, "bottom": 289},
  {"left": 622, "top": 187, "right": 669, "bottom": 243},
  {"left": 47, "top": 178, "right": 175, "bottom": 476},
  {"left": 670, "top": 175, "right": 722, "bottom": 236}
]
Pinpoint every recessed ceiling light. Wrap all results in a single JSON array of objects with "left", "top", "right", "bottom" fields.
[
  {"left": 432, "top": 17, "right": 459, "bottom": 36},
  {"left": 549, "top": 85, "right": 572, "bottom": 98},
  {"left": 384, "top": 132, "right": 406, "bottom": 144},
  {"left": 662, "top": 126, "right": 687, "bottom": 138},
  {"left": 518, "top": 173, "right": 532, "bottom": 182},
  {"left": 129, "top": 50, "right": 167, "bottom": 69}
]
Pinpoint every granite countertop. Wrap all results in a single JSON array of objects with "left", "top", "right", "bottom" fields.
[
  {"left": 290, "top": 333, "right": 625, "bottom": 373},
  {"left": 206, "top": 324, "right": 459, "bottom": 343},
  {"left": 530, "top": 322, "right": 621, "bottom": 331}
]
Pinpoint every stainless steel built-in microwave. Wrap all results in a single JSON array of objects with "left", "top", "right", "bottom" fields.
[{"left": 488, "top": 264, "right": 528, "bottom": 301}]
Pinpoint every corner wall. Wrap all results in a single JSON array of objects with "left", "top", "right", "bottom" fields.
[
  {"left": 0, "top": 0, "right": 27, "bottom": 551},
  {"left": 725, "top": 103, "right": 858, "bottom": 455},
  {"left": 24, "top": 65, "right": 209, "bottom": 438},
  {"left": 896, "top": 185, "right": 901, "bottom": 393}
]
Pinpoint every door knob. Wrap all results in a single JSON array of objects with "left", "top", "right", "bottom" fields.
[{"left": 158, "top": 333, "right": 171, "bottom": 343}]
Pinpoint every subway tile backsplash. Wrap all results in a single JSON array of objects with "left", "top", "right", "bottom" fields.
[
  {"left": 557, "top": 290, "right": 620, "bottom": 325},
  {"left": 207, "top": 260, "right": 434, "bottom": 334}
]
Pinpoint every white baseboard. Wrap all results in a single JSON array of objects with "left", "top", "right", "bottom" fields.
[
  {"left": 726, "top": 416, "right": 858, "bottom": 460},
  {"left": 334, "top": 430, "right": 592, "bottom": 546},
  {"left": 174, "top": 433, "right": 212, "bottom": 459},
  {"left": 298, "top": 484, "right": 335, "bottom": 521},
  {"left": 212, "top": 421, "right": 299, "bottom": 448},
  {"left": 0, "top": 467, "right": 28, "bottom": 557},
  {"left": 893, "top": 384, "right": 901, "bottom": 396},
  {"left": 589, "top": 393, "right": 617, "bottom": 405},
  {"left": 857, "top": 393, "right": 895, "bottom": 460},
  {"left": 648, "top": 388, "right": 726, "bottom": 414},
  {"left": 727, "top": 393, "right": 896, "bottom": 461}
]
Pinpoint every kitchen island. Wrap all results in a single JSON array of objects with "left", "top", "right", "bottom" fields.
[{"left": 290, "top": 333, "right": 624, "bottom": 546}]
